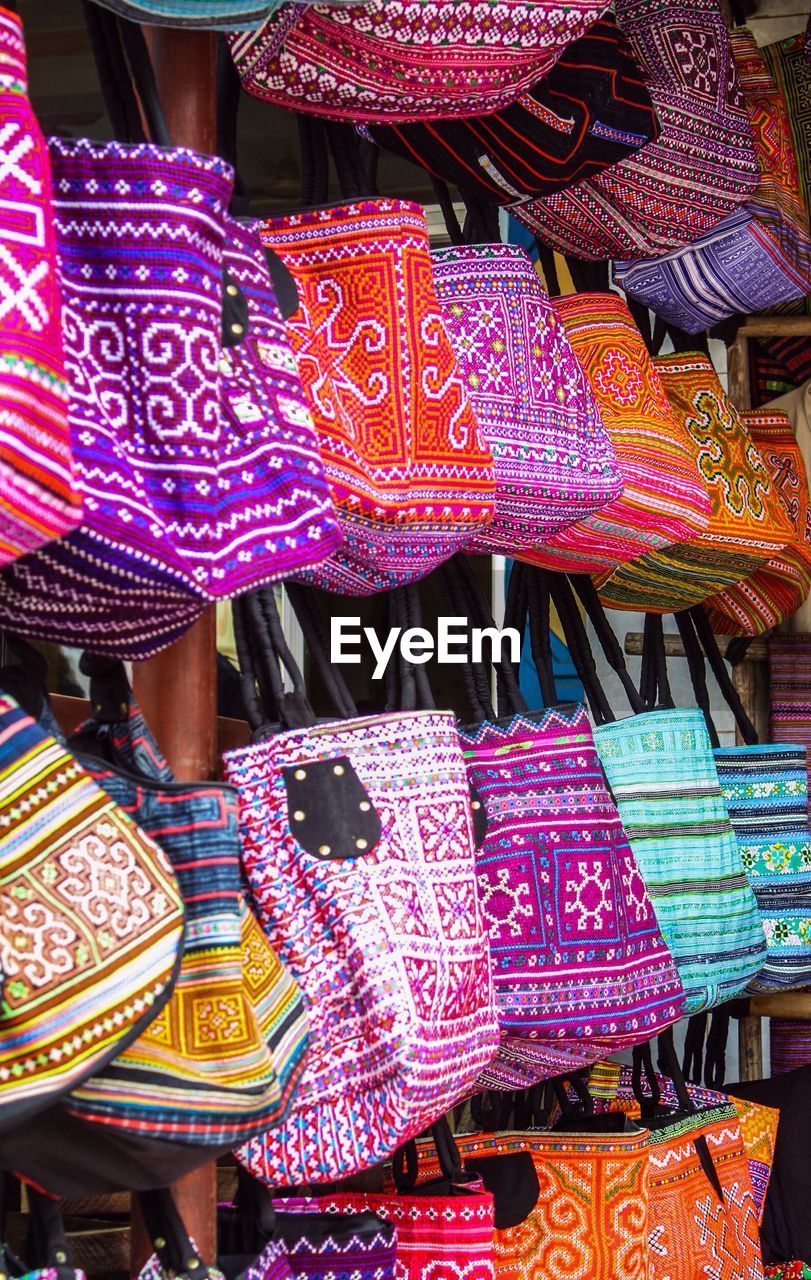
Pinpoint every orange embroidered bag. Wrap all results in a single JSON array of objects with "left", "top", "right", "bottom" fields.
[
  {"left": 703, "top": 409, "right": 811, "bottom": 635},
  {"left": 260, "top": 200, "right": 496, "bottom": 595},
  {"left": 597, "top": 353, "right": 795, "bottom": 613}
]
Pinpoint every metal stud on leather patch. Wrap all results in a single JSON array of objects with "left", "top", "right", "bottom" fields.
[{"left": 284, "top": 756, "right": 382, "bottom": 859}]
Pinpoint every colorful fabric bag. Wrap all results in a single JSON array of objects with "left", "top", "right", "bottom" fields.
[
  {"left": 389, "top": 1123, "right": 652, "bottom": 1280},
  {"left": 703, "top": 410, "right": 811, "bottom": 636},
  {"left": 363, "top": 14, "right": 658, "bottom": 205},
  {"left": 547, "top": 584, "right": 767, "bottom": 1013},
  {"left": 430, "top": 246, "right": 622, "bottom": 559},
  {"left": 229, "top": 1, "right": 611, "bottom": 124},
  {"left": 61, "top": 660, "right": 309, "bottom": 1148},
  {"left": 589, "top": 1055, "right": 766, "bottom": 1280},
  {"left": 0, "top": 140, "right": 339, "bottom": 659},
  {"left": 229, "top": 587, "right": 498, "bottom": 1185},
  {"left": 516, "top": 0, "right": 759, "bottom": 260},
  {"left": 0, "top": 690, "right": 184, "bottom": 1130},
  {"left": 0, "top": 10, "right": 82, "bottom": 564},
  {"left": 615, "top": 28, "right": 811, "bottom": 333},
  {"left": 522, "top": 291, "right": 711, "bottom": 572},
  {"left": 714, "top": 745, "right": 811, "bottom": 993},
  {"left": 260, "top": 201, "right": 495, "bottom": 594},
  {"left": 447, "top": 560, "right": 684, "bottom": 1090},
  {"left": 597, "top": 352, "right": 795, "bottom": 614},
  {"left": 769, "top": 1017, "right": 811, "bottom": 1074}
]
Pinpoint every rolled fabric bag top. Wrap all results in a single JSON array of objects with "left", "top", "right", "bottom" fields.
[
  {"left": 614, "top": 27, "right": 811, "bottom": 333},
  {"left": 431, "top": 244, "right": 623, "bottom": 560},
  {"left": 0, "top": 10, "right": 82, "bottom": 564},
  {"left": 261, "top": 200, "right": 497, "bottom": 594},
  {"left": 516, "top": 0, "right": 760, "bottom": 260},
  {"left": 363, "top": 13, "right": 660, "bottom": 205},
  {"left": 86, "top": 0, "right": 370, "bottom": 30},
  {"left": 229, "top": 0, "right": 613, "bottom": 124}
]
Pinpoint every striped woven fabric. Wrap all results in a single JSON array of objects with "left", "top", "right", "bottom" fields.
[
  {"left": 65, "top": 689, "right": 309, "bottom": 1146},
  {"left": 523, "top": 292, "right": 710, "bottom": 573},
  {"left": 704, "top": 410, "right": 811, "bottom": 636},
  {"left": 714, "top": 745, "right": 811, "bottom": 992},
  {"left": 769, "top": 1014, "right": 811, "bottom": 1074},
  {"left": 597, "top": 353, "right": 795, "bottom": 613},
  {"left": 0, "top": 693, "right": 184, "bottom": 1128},
  {"left": 615, "top": 29, "right": 811, "bottom": 333},
  {"left": 363, "top": 14, "right": 659, "bottom": 205},
  {"left": 515, "top": 0, "right": 759, "bottom": 259},
  {"left": 0, "top": 11, "right": 82, "bottom": 564},
  {"left": 769, "top": 633, "right": 811, "bottom": 794},
  {"left": 594, "top": 707, "right": 767, "bottom": 1012}
]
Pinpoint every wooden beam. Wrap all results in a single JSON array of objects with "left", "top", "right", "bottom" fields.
[
  {"left": 749, "top": 993, "right": 811, "bottom": 1020},
  {"left": 739, "top": 316, "right": 811, "bottom": 338},
  {"left": 623, "top": 633, "right": 768, "bottom": 661},
  {"left": 127, "top": 24, "right": 219, "bottom": 1276}
]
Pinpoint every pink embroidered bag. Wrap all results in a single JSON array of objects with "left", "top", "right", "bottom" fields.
[
  {"left": 431, "top": 245, "right": 623, "bottom": 559},
  {"left": 229, "top": 1, "right": 611, "bottom": 124},
  {"left": 0, "top": 9, "right": 81, "bottom": 564},
  {"left": 228, "top": 588, "right": 498, "bottom": 1185}
]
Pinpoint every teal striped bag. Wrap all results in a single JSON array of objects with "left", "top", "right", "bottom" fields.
[
  {"left": 678, "top": 608, "right": 811, "bottom": 994},
  {"left": 543, "top": 577, "right": 767, "bottom": 1014}
]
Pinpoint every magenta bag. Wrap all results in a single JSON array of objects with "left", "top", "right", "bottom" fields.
[
  {"left": 518, "top": 0, "right": 759, "bottom": 259},
  {"left": 228, "top": 587, "right": 498, "bottom": 1185},
  {"left": 0, "top": 138, "right": 339, "bottom": 659},
  {"left": 229, "top": 1, "right": 612, "bottom": 124},
  {"left": 443, "top": 560, "right": 685, "bottom": 1089},
  {"left": 431, "top": 243, "right": 623, "bottom": 559},
  {"left": 0, "top": 11, "right": 82, "bottom": 563}
]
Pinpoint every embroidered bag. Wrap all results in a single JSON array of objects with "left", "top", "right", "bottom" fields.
[
  {"left": 0, "top": 10, "right": 82, "bottom": 564},
  {"left": 597, "top": 352, "right": 795, "bottom": 614},
  {"left": 446, "top": 559, "right": 684, "bottom": 1091},
  {"left": 516, "top": 0, "right": 760, "bottom": 260},
  {"left": 769, "top": 633, "right": 811, "bottom": 799},
  {"left": 61, "top": 658, "right": 310, "bottom": 1148},
  {"left": 522, "top": 291, "right": 711, "bottom": 573},
  {"left": 1, "top": 1187, "right": 87, "bottom": 1280},
  {"left": 229, "top": 587, "right": 498, "bottom": 1185},
  {"left": 615, "top": 28, "right": 811, "bottom": 333},
  {"left": 386, "top": 1118, "right": 652, "bottom": 1280},
  {"left": 228, "top": 1124, "right": 495, "bottom": 1280},
  {"left": 229, "top": 1, "right": 611, "bottom": 125},
  {"left": 430, "top": 245, "right": 622, "bottom": 559},
  {"left": 259, "top": 201, "right": 495, "bottom": 594},
  {"left": 588, "top": 1050, "right": 766, "bottom": 1280},
  {"left": 0, "top": 128, "right": 342, "bottom": 659},
  {"left": 703, "top": 410, "right": 811, "bottom": 636},
  {"left": 549, "top": 580, "right": 767, "bottom": 1012},
  {"left": 0, "top": 690, "right": 184, "bottom": 1130},
  {"left": 364, "top": 14, "right": 659, "bottom": 205}
]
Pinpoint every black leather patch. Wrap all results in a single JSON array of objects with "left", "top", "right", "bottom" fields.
[
  {"left": 222, "top": 269, "right": 249, "bottom": 348},
  {"left": 469, "top": 780, "right": 488, "bottom": 848},
  {"left": 463, "top": 1152, "right": 539, "bottom": 1230},
  {"left": 284, "top": 756, "right": 381, "bottom": 859}
]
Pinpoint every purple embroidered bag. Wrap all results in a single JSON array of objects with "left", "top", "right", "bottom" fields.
[
  {"left": 442, "top": 559, "right": 685, "bottom": 1090},
  {"left": 431, "top": 243, "right": 623, "bottom": 558},
  {"left": 228, "top": 587, "right": 498, "bottom": 1185},
  {"left": 0, "top": 140, "right": 339, "bottom": 660}
]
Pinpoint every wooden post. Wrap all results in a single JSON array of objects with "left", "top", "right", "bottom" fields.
[{"left": 129, "top": 25, "right": 219, "bottom": 1275}]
